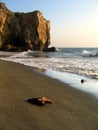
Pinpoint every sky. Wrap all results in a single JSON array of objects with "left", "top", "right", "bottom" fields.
[{"left": 1, "top": 0, "right": 98, "bottom": 47}]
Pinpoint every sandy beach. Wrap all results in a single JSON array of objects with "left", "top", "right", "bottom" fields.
[{"left": 0, "top": 60, "right": 98, "bottom": 130}]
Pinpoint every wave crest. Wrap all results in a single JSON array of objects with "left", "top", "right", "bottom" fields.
[{"left": 81, "top": 50, "right": 98, "bottom": 57}]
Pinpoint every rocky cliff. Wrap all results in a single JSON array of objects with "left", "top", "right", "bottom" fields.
[{"left": 0, "top": 2, "right": 50, "bottom": 51}]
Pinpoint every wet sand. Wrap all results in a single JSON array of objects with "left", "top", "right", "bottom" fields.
[{"left": 0, "top": 60, "right": 98, "bottom": 130}]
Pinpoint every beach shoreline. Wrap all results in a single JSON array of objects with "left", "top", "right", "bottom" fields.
[
  {"left": 0, "top": 60, "right": 98, "bottom": 130},
  {"left": 42, "top": 69, "right": 98, "bottom": 99}
]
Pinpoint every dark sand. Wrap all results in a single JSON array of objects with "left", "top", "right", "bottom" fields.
[{"left": 0, "top": 60, "right": 98, "bottom": 130}]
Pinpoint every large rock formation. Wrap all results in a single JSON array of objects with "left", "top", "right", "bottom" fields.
[{"left": 0, "top": 2, "right": 50, "bottom": 51}]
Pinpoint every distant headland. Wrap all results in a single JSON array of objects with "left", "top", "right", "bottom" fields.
[{"left": 0, "top": 2, "right": 51, "bottom": 51}]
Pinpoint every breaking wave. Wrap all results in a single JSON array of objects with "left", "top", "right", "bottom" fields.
[
  {"left": 0, "top": 48, "right": 98, "bottom": 79},
  {"left": 81, "top": 50, "right": 98, "bottom": 57}
]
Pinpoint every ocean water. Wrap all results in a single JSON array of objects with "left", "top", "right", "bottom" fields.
[{"left": 0, "top": 48, "right": 98, "bottom": 98}]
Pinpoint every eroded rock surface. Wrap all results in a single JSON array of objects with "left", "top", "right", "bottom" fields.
[{"left": 0, "top": 2, "right": 50, "bottom": 51}]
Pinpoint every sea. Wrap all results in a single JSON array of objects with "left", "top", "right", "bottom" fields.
[{"left": 0, "top": 47, "right": 98, "bottom": 99}]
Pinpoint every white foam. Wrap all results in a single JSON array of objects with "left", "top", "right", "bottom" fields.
[
  {"left": 81, "top": 50, "right": 96, "bottom": 57},
  {"left": 0, "top": 50, "right": 98, "bottom": 79}
]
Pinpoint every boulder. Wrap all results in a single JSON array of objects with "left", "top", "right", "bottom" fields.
[
  {"left": 44, "top": 47, "right": 57, "bottom": 52},
  {"left": 0, "top": 2, "right": 50, "bottom": 51}
]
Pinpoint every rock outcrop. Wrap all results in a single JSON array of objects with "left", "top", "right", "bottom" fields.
[
  {"left": 0, "top": 2, "right": 50, "bottom": 51},
  {"left": 44, "top": 47, "right": 57, "bottom": 52}
]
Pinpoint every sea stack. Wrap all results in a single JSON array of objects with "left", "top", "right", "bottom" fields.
[{"left": 0, "top": 2, "right": 50, "bottom": 51}]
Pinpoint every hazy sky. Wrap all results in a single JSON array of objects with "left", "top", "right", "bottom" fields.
[{"left": 1, "top": 0, "right": 98, "bottom": 47}]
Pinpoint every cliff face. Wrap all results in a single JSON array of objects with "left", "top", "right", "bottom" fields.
[{"left": 0, "top": 2, "right": 50, "bottom": 51}]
